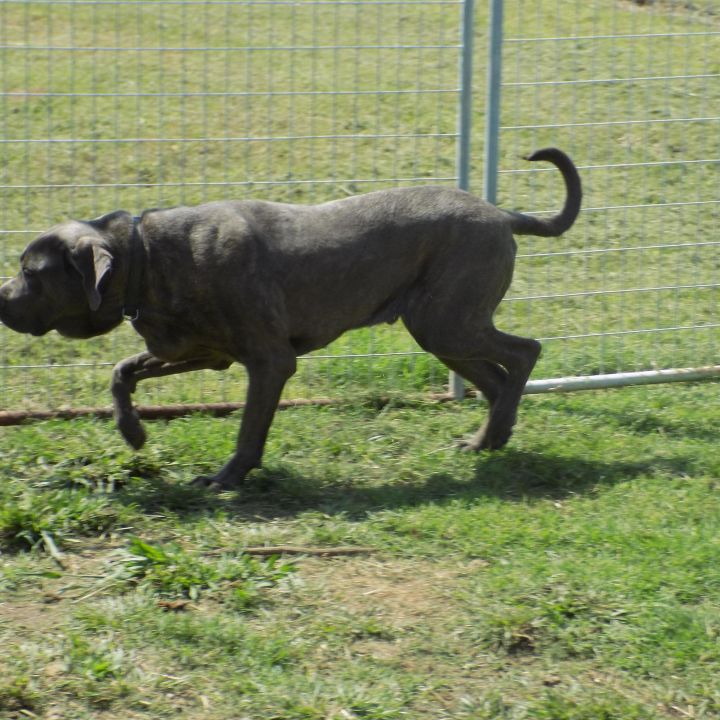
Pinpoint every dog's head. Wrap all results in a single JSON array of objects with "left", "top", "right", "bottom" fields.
[{"left": 0, "top": 213, "right": 133, "bottom": 339}]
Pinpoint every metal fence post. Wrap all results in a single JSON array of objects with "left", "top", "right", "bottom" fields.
[
  {"left": 456, "top": 0, "right": 475, "bottom": 196},
  {"left": 483, "top": 0, "right": 503, "bottom": 206},
  {"left": 450, "top": 0, "right": 476, "bottom": 400},
  {"left": 452, "top": 0, "right": 505, "bottom": 400}
]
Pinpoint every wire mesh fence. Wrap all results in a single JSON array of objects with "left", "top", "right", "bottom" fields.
[
  {"left": 0, "top": 0, "right": 718, "bottom": 415},
  {"left": 494, "top": 0, "right": 719, "bottom": 388},
  {"left": 1, "top": 0, "right": 466, "bottom": 411}
]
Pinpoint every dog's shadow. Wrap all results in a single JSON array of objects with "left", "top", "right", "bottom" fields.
[{"left": 113, "top": 447, "right": 695, "bottom": 522}]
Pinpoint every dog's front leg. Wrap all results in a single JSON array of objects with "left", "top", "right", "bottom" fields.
[
  {"left": 193, "top": 352, "right": 297, "bottom": 490},
  {"left": 111, "top": 351, "right": 231, "bottom": 450}
]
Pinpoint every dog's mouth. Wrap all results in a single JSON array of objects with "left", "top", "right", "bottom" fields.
[
  {"left": 0, "top": 311, "right": 50, "bottom": 337},
  {"left": 0, "top": 301, "right": 122, "bottom": 339}
]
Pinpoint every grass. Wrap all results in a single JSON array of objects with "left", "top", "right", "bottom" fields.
[
  {"left": 0, "top": 3, "right": 718, "bottom": 716},
  {"left": 1, "top": 381, "right": 719, "bottom": 718}
]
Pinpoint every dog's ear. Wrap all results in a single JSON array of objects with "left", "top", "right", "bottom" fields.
[
  {"left": 68, "top": 237, "right": 114, "bottom": 312},
  {"left": 89, "top": 210, "right": 133, "bottom": 239}
]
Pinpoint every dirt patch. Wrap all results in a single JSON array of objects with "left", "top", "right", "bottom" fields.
[
  {"left": 0, "top": 598, "right": 66, "bottom": 635},
  {"left": 299, "top": 556, "right": 468, "bottom": 629},
  {"left": 288, "top": 555, "right": 482, "bottom": 679},
  {"left": 0, "top": 544, "right": 117, "bottom": 636}
]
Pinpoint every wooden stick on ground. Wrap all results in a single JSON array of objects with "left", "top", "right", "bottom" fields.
[{"left": 242, "top": 546, "right": 375, "bottom": 557}]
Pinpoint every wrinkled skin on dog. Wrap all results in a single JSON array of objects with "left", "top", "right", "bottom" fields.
[{"left": 0, "top": 148, "right": 581, "bottom": 490}]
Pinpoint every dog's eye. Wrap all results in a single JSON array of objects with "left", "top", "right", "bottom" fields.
[{"left": 22, "top": 267, "right": 42, "bottom": 291}]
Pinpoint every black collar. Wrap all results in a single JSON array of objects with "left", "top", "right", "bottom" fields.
[{"left": 123, "top": 215, "right": 145, "bottom": 320}]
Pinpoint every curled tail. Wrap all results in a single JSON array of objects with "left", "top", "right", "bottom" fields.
[{"left": 505, "top": 147, "right": 582, "bottom": 237}]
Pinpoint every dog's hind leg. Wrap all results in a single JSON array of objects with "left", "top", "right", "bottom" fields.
[
  {"left": 439, "top": 355, "right": 508, "bottom": 407},
  {"left": 447, "top": 329, "right": 540, "bottom": 451},
  {"left": 404, "top": 309, "right": 539, "bottom": 450}
]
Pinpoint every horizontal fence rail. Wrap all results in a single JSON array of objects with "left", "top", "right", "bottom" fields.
[{"left": 1, "top": 0, "right": 718, "bottom": 419}]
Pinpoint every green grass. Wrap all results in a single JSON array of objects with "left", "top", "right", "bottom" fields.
[
  {"left": 1, "top": 382, "right": 719, "bottom": 718},
  {"left": 0, "top": 4, "right": 718, "bottom": 715}
]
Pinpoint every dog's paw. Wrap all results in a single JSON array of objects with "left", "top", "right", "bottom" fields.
[
  {"left": 190, "top": 452, "right": 259, "bottom": 491},
  {"left": 190, "top": 469, "right": 248, "bottom": 492},
  {"left": 117, "top": 412, "right": 147, "bottom": 450},
  {"left": 190, "top": 475, "right": 228, "bottom": 493},
  {"left": 458, "top": 438, "right": 483, "bottom": 453},
  {"left": 458, "top": 424, "right": 512, "bottom": 453},
  {"left": 477, "top": 428, "right": 513, "bottom": 451}
]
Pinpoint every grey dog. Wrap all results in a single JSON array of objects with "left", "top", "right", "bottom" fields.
[{"left": 0, "top": 148, "right": 581, "bottom": 489}]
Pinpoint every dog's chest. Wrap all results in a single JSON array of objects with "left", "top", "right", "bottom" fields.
[{"left": 130, "top": 310, "right": 224, "bottom": 363}]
